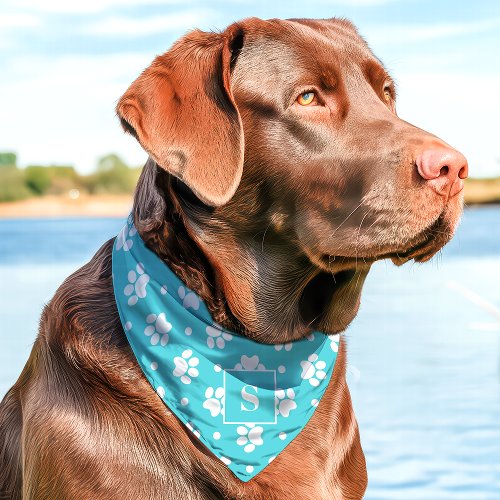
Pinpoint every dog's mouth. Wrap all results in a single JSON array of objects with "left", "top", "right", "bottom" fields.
[
  {"left": 369, "top": 212, "right": 454, "bottom": 265},
  {"left": 315, "top": 212, "right": 452, "bottom": 269}
]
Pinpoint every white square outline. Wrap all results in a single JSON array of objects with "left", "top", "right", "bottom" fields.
[{"left": 222, "top": 369, "right": 277, "bottom": 425}]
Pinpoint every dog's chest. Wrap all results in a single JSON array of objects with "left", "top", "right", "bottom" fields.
[{"left": 147, "top": 374, "right": 349, "bottom": 499}]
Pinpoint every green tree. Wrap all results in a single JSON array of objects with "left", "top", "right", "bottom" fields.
[
  {"left": 25, "top": 166, "right": 52, "bottom": 195},
  {"left": 97, "top": 154, "right": 129, "bottom": 172},
  {"left": 0, "top": 166, "right": 31, "bottom": 201},
  {"left": 0, "top": 152, "right": 17, "bottom": 168},
  {"left": 84, "top": 153, "right": 137, "bottom": 194},
  {"left": 46, "top": 165, "right": 80, "bottom": 195}
]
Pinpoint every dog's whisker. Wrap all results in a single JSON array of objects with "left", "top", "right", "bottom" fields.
[
  {"left": 353, "top": 268, "right": 363, "bottom": 291},
  {"left": 329, "top": 202, "right": 364, "bottom": 237},
  {"left": 354, "top": 210, "right": 371, "bottom": 271},
  {"left": 260, "top": 222, "right": 272, "bottom": 253},
  {"left": 328, "top": 255, "right": 337, "bottom": 284}
]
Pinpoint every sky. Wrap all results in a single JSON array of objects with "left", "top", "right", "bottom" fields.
[{"left": 1, "top": 0, "right": 499, "bottom": 177}]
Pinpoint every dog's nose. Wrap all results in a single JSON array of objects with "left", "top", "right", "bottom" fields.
[{"left": 416, "top": 145, "right": 468, "bottom": 198}]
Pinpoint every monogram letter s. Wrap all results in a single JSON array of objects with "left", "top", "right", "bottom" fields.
[{"left": 240, "top": 384, "right": 259, "bottom": 412}]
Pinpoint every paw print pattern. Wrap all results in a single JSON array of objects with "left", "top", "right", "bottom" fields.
[
  {"left": 116, "top": 223, "right": 137, "bottom": 251},
  {"left": 124, "top": 262, "right": 150, "bottom": 305},
  {"left": 274, "top": 342, "right": 293, "bottom": 352},
  {"left": 144, "top": 312, "right": 172, "bottom": 346},
  {"left": 275, "top": 388, "right": 297, "bottom": 417},
  {"left": 234, "top": 355, "right": 266, "bottom": 371},
  {"left": 178, "top": 286, "right": 200, "bottom": 310},
  {"left": 236, "top": 424, "right": 264, "bottom": 453},
  {"left": 173, "top": 349, "right": 200, "bottom": 384},
  {"left": 203, "top": 386, "right": 225, "bottom": 417},
  {"left": 328, "top": 334, "right": 340, "bottom": 352},
  {"left": 206, "top": 323, "right": 233, "bottom": 349},
  {"left": 300, "top": 353, "right": 327, "bottom": 387}
]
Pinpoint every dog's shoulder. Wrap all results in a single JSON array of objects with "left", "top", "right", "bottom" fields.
[
  {"left": 41, "top": 237, "right": 118, "bottom": 345},
  {"left": 0, "top": 237, "right": 120, "bottom": 499},
  {"left": 37, "top": 236, "right": 146, "bottom": 385}
]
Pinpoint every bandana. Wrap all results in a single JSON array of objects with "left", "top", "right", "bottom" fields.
[{"left": 112, "top": 215, "right": 340, "bottom": 482}]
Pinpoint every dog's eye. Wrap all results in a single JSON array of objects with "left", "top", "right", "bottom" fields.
[
  {"left": 383, "top": 88, "right": 392, "bottom": 102},
  {"left": 297, "top": 91, "right": 316, "bottom": 106}
]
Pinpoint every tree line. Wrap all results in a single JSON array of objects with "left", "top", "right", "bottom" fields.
[{"left": 0, "top": 152, "right": 142, "bottom": 202}]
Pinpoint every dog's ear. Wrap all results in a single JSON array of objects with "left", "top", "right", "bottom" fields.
[{"left": 117, "top": 26, "right": 244, "bottom": 206}]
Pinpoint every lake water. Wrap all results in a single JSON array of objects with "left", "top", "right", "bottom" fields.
[{"left": 1, "top": 207, "right": 499, "bottom": 499}]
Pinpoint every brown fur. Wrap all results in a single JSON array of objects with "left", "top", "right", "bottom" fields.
[{"left": 0, "top": 17, "right": 466, "bottom": 499}]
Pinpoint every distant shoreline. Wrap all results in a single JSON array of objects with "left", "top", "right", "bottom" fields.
[
  {"left": 462, "top": 178, "right": 500, "bottom": 205},
  {"left": 0, "top": 194, "right": 132, "bottom": 219}
]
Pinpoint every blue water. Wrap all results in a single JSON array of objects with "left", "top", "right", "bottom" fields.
[{"left": 1, "top": 207, "right": 499, "bottom": 498}]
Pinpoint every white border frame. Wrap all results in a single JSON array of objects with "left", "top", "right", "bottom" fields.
[{"left": 222, "top": 369, "right": 277, "bottom": 425}]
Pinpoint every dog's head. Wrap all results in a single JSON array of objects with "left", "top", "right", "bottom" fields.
[{"left": 117, "top": 18, "right": 467, "bottom": 343}]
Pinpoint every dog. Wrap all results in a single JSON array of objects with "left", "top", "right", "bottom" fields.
[{"left": 0, "top": 17, "right": 467, "bottom": 499}]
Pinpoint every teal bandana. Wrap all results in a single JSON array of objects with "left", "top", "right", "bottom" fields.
[{"left": 112, "top": 215, "right": 340, "bottom": 482}]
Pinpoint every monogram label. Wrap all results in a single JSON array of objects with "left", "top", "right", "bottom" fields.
[{"left": 223, "top": 369, "right": 277, "bottom": 424}]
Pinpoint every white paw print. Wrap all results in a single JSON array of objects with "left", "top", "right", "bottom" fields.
[
  {"left": 274, "top": 342, "right": 293, "bottom": 352},
  {"left": 116, "top": 222, "right": 137, "bottom": 251},
  {"left": 203, "top": 386, "right": 225, "bottom": 417},
  {"left": 300, "top": 353, "right": 327, "bottom": 387},
  {"left": 124, "top": 262, "right": 150, "bottom": 305},
  {"left": 206, "top": 323, "right": 232, "bottom": 349},
  {"left": 234, "top": 355, "right": 266, "bottom": 371},
  {"left": 178, "top": 286, "right": 200, "bottom": 310},
  {"left": 236, "top": 424, "right": 264, "bottom": 453},
  {"left": 144, "top": 312, "right": 172, "bottom": 346},
  {"left": 328, "top": 334, "right": 340, "bottom": 352},
  {"left": 275, "top": 388, "right": 297, "bottom": 417},
  {"left": 173, "top": 349, "right": 200, "bottom": 384}
]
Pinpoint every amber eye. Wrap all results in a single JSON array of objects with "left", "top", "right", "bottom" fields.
[
  {"left": 383, "top": 88, "right": 392, "bottom": 102},
  {"left": 297, "top": 91, "right": 316, "bottom": 106}
]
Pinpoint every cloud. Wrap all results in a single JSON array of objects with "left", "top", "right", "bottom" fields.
[
  {"left": 8, "top": 0, "right": 400, "bottom": 12},
  {"left": 366, "top": 19, "right": 500, "bottom": 45},
  {"left": 85, "top": 10, "right": 212, "bottom": 36},
  {"left": 5, "top": 0, "right": 189, "bottom": 14},
  {"left": 0, "top": 12, "right": 42, "bottom": 51},
  {"left": 320, "top": 0, "right": 404, "bottom": 4},
  {"left": 0, "top": 12, "right": 40, "bottom": 28}
]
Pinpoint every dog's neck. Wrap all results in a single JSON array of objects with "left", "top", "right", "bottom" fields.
[{"left": 132, "top": 159, "right": 320, "bottom": 344}]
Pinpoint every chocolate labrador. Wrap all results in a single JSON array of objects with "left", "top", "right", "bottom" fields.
[{"left": 0, "top": 17, "right": 467, "bottom": 499}]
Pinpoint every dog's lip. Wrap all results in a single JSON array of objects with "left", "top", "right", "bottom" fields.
[
  {"left": 317, "top": 237, "right": 440, "bottom": 268},
  {"left": 317, "top": 213, "right": 449, "bottom": 268},
  {"left": 382, "top": 214, "right": 451, "bottom": 264},
  {"left": 389, "top": 234, "right": 441, "bottom": 264}
]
